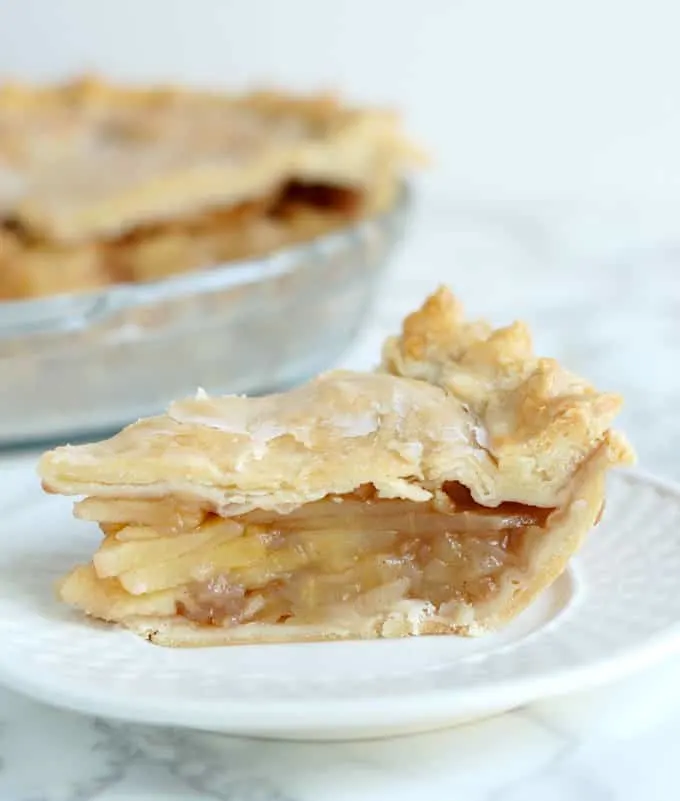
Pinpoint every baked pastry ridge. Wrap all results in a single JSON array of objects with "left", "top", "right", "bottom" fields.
[{"left": 38, "top": 287, "right": 634, "bottom": 645}]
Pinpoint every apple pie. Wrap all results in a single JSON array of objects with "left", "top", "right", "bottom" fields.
[
  {"left": 0, "top": 76, "right": 421, "bottom": 299},
  {"left": 38, "top": 287, "right": 634, "bottom": 646}
]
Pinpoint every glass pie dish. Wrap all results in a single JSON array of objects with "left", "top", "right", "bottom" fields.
[{"left": 0, "top": 185, "right": 411, "bottom": 447}]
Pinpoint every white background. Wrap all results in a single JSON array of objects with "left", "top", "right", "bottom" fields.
[{"left": 2, "top": 0, "right": 680, "bottom": 217}]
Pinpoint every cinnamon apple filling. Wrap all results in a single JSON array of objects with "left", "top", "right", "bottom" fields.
[{"left": 60, "top": 485, "right": 553, "bottom": 637}]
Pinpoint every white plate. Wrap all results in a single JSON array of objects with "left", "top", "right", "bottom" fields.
[{"left": 0, "top": 465, "right": 679, "bottom": 741}]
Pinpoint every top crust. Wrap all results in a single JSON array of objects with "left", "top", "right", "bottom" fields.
[
  {"left": 0, "top": 76, "right": 423, "bottom": 243},
  {"left": 38, "top": 288, "right": 634, "bottom": 511}
]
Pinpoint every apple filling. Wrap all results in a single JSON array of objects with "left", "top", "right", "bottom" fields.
[{"left": 60, "top": 484, "right": 554, "bottom": 638}]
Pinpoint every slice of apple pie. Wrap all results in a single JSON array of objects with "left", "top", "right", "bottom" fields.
[{"left": 38, "top": 288, "right": 634, "bottom": 646}]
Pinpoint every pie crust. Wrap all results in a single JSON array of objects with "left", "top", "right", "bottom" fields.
[
  {"left": 39, "top": 287, "right": 635, "bottom": 646},
  {"left": 0, "top": 77, "right": 420, "bottom": 299}
]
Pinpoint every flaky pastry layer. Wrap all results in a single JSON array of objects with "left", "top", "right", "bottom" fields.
[{"left": 40, "top": 289, "right": 633, "bottom": 509}]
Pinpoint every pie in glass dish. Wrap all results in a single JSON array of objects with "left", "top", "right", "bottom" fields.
[
  {"left": 0, "top": 77, "right": 421, "bottom": 299},
  {"left": 38, "top": 287, "right": 635, "bottom": 646}
]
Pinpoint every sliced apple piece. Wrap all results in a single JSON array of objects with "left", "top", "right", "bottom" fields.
[
  {"left": 59, "top": 564, "right": 178, "bottom": 619},
  {"left": 118, "top": 531, "right": 266, "bottom": 595},
  {"left": 94, "top": 528, "right": 227, "bottom": 578}
]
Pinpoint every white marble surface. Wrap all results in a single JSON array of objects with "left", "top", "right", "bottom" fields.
[
  {"left": 3, "top": 656, "right": 680, "bottom": 801},
  {"left": 2, "top": 197, "right": 680, "bottom": 800}
]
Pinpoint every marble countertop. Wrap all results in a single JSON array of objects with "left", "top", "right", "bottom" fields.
[{"left": 2, "top": 197, "right": 679, "bottom": 801}]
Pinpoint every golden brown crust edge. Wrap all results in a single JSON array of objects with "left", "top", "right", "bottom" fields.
[{"left": 381, "top": 287, "right": 635, "bottom": 501}]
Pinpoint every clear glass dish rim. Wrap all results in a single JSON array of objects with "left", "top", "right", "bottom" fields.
[{"left": 0, "top": 184, "right": 412, "bottom": 341}]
